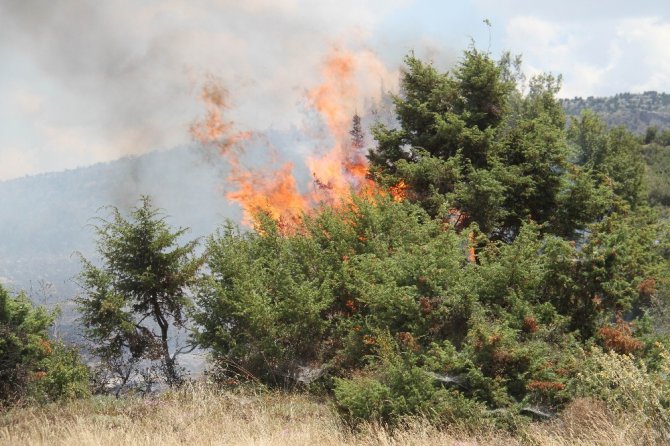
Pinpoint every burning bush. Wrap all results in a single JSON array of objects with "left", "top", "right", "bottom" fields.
[
  {"left": 191, "top": 194, "right": 625, "bottom": 425},
  {"left": 191, "top": 47, "right": 667, "bottom": 427}
]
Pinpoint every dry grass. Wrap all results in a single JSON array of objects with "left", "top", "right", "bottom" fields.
[{"left": 0, "top": 385, "right": 661, "bottom": 446}]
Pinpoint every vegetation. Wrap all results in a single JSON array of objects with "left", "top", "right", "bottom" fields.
[
  {"left": 0, "top": 285, "right": 89, "bottom": 406},
  {"left": 0, "top": 383, "right": 666, "bottom": 446},
  {"left": 191, "top": 48, "right": 669, "bottom": 430},
  {"left": 3, "top": 46, "right": 670, "bottom": 444},
  {"left": 641, "top": 128, "right": 670, "bottom": 214},
  {"left": 0, "top": 146, "right": 234, "bottom": 345},
  {"left": 561, "top": 91, "right": 670, "bottom": 133},
  {"left": 194, "top": 196, "right": 669, "bottom": 427},
  {"left": 76, "top": 196, "right": 204, "bottom": 392}
]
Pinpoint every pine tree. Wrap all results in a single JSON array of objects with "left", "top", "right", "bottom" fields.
[
  {"left": 350, "top": 113, "right": 365, "bottom": 151},
  {"left": 77, "top": 196, "right": 203, "bottom": 390},
  {"left": 368, "top": 48, "right": 622, "bottom": 240}
]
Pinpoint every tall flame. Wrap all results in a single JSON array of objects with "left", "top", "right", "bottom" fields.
[
  {"left": 191, "top": 48, "right": 398, "bottom": 230},
  {"left": 190, "top": 78, "right": 305, "bottom": 225},
  {"left": 226, "top": 159, "right": 308, "bottom": 226},
  {"left": 307, "top": 49, "right": 378, "bottom": 204}
]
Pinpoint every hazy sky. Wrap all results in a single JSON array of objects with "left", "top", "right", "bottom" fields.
[{"left": 1, "top": 0, "right": 669, "bottom": 181}]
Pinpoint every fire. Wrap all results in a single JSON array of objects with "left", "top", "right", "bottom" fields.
[
  {"left": 191, "top": 48, "right": 399, "bottom": 230},
  {"left": 190, "top": 79, "right": 305, "bottom": 225},
  {"left": 226, "top": 160, "right": 307, "bottom": 226},
  {"left": 308, "top": 51, "right": 355, "bottom": 138},
  {"left": 389, "top": 180, "right": 409, "bottom": 202},
  {"left": 189, "top": 79, "right": 252, "bottom": 155},
  {"left": 307, "top": 49, "right": 382, "bottom": 205}
]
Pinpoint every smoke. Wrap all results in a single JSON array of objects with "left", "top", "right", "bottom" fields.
[{"left": 0, "top": 0, "right": 411, "bottom": 180}]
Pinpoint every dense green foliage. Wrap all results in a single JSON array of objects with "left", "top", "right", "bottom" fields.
[
  {"left": 194, "top": 196, "right": 667, "bottom": 426},
  {"left": 192, "top": 48, "right": 670, "bottom": 427},
  {"left": 369, "top": 49, "right": 615, "bottom": 241},
  {"left": 0, "top": 285, "right": 89, "bottom": 406},
  {"left": 77, "top": 196, "right": 203, "bottom": 392},
  {"left": 641, "top": 128, "right": 670, "bottom": 213},
  {"left": 567, "top": 110, "right": 645, "bottom": 209}
]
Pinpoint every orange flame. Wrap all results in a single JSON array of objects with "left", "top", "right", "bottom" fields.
[
  {"left": 226, "top": 160, "right": 307, "bottom": 226},
  {"left": 307, "top": 49, "right": 380, "bottom": 205},
  {"left": 191, "top": 48, "right": 398, "bottom": 230},
  {"left": 190, "top": 80, "right": 305, "bottom": 225},
  {"left": 189, "top": 79, "right": 252, "bottom": 155},
  {"left": 389, "top": 180, "right": 409, "bottom": 202}
]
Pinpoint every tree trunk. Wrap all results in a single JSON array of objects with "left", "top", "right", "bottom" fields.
[
  {"left": 160, "top": 322, "right": 179, "bottom": 386},
  {"left": 153, "top": 299, "right": 179, "bottom": 387}
]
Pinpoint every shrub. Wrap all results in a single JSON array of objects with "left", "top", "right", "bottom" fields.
[
  {"left": 0, "top": 285, "right": 89, "bottom": 406},
  {"left": 334, "top": 376, "right": 392, "bottom": 423},
  {"left": 194, "top": 192, "right": 664, "bottom": 424},
  {"left": 572, "top": 346, "right": 670, "bottom": 443},
  {"left": 334, "top": 335, "right": 491, "bottom": 428},
  {"left": 30, "top": 343, "right": 90, "bottom": 403},
  {"left": 597, "top": 318, "right": 643, "bottom": 354}
]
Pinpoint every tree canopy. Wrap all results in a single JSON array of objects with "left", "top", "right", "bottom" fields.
[
  {"left": 369, "top": 48, "right": 643, "bottom": 242},
  {"left": 0, "top": 285, "right": 89, "bottom": 405},
  {"left": 77, "top": 196, "right": 203, "bottom": 391}
]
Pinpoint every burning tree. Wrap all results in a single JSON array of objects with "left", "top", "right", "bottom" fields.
[
  {"left": 190, "top": 49, "right": 391, "bottom": 230},
  {"left": 77, "top": 196, "right": 203, "bottom": 391},
  {"left": 191, "top": 47, "right": 668, "bottom": 427}
]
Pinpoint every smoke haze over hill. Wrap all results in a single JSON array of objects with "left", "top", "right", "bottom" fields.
[{"left": 2, "top": 1, "right": 670, "bottom": 180}]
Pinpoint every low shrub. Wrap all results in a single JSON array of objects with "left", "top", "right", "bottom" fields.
[
  {"left": 572, "top": 345, "right": 670, "bottom": 443},
  {"left": 0, "top": 285, "right": 89, "bottom": 407},
  {"left": 194, "top": 194, "right": 663, "bottom": 425}
]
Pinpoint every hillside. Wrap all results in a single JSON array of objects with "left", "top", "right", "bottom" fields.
[
  {"left": 560, "top": 91, "right": 670, "bottom": 133},
  {"left": 0, "top": 146, "right": 239, "bottom": 339}
]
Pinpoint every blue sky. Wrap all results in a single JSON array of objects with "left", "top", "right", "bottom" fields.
[{"left": 1, "top": 0, "right": 669, "bottom": 180}]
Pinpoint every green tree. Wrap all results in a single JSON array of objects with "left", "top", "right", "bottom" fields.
[
  {"left": 369, "top": 48, "right": 603, "bottom": 240},
  {"left": 639, "top": 125, "right": 670, "bottom": 214},
  {"left": 350, "top": 113, "right": 365, "bottom": 151},
  {"left": 568, "top": 110, "right": 645, "bottom": 209},
  {"left": 77, "top": 196, "right": 203, "bottom": 390}
]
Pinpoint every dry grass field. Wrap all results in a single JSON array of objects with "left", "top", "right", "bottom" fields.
[{"left": 0, "top": 384, "right": 659, "bottom": 446}]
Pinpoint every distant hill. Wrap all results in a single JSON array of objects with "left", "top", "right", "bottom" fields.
[
  {"left": 0, "top": 146, "right": 240, "bottom": 340},
  {"left": 560, "top": 91, "right": 670, "bottom": 133},
  {"left": 560, "top": 92, "right": 670, "bottom": 215}
]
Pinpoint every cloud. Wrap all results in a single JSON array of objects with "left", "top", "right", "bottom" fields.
[
  {"left": 502, "top": 14, "right": 670, "bottom": 98},
  {"left": 473, "top": 0, "right": 666, "bottom": 22},
  {"left": 616, "top": 17, "right": 670, "bottom": 92}
]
